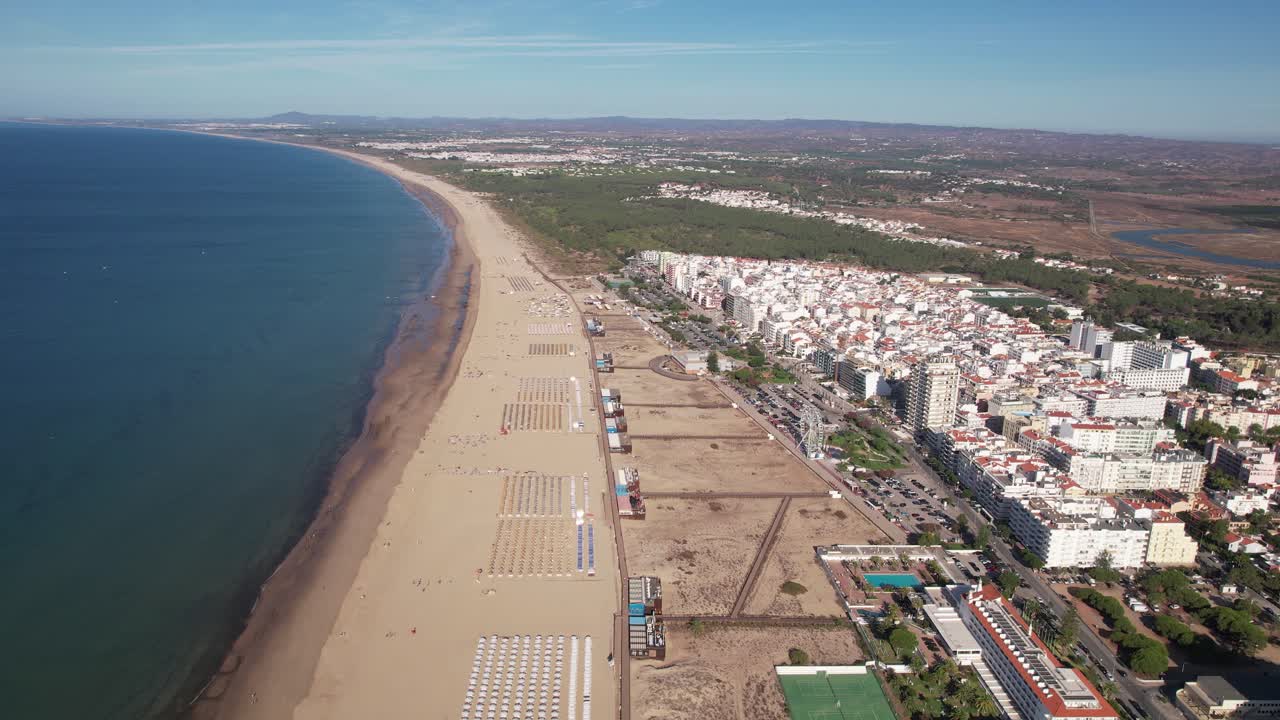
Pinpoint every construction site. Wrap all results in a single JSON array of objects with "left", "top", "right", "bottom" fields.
[{"left": 566, "top": 281, "right": 890, "bottom": 720}]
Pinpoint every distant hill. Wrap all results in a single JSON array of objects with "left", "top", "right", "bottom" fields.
[
  {"left": 263, "top": 111, "right": 998, "bottom": 134},
  {"left": 255, "top": 112, "right": 1271, "bottom": 154}
]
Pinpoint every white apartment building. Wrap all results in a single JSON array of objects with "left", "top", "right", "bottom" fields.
[
  {"left": 1070, "top": 320, "right": 1114, "bottom": 359},
  {"left": 1036, "top": 395, "right": 1091, "bottom": 417},
  {"left": 960, "top": 584, "right": 1118, "bottom": 720},
  {"left": 958, "top": 452, "right": 1071, "bottom": 520},
  {"left": 809, "top": 345, "right": 838, "bottom": 377},
  {"left": 906, "top": 359, "right": 960, "bottom": 433},
  {"left": 1009, "top": 497, "right": 1150, "bottom": 568},
  {"left": 1057, "top": 420, "right": 1176, "bottom": 455},
  {"left": 1104, "top": 366, "right": 1191, "bottom": 392},
  {"left": 1133, "top": 341, "right": 1189, "bottom": 370},
  {"left": 1212, "top": 490, "right": 1272, "bottom": 517},
  {"left": 1100, "top": 341, "right": 1135, "bottom": 370},
  {"left": 1048, "top": 449, "right": 1206, "bottom": 495},
  {"left": 729, "top": 291, "right": 763, "bottom": 332},
  {"left": 1206, "top": 439, "right": 1280, "bottom": 487},
  {"left": 837, "top": 362, "right": 882, "bottom": 401},
  {"left": 1073, "top": 389, "right": 1168, "bottom": 420},
  {"left": 758, "top": 316, "right": 791, "bottom": 346},
  {"left": 1101, "top": 340, "right": 1189, "bottom": 372}
]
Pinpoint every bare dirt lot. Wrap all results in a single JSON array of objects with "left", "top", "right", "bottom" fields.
[
  {"left": 747, "top": 499, "right": 885, "bottom": 616},
  {"left": 628, "top": 404, "right": 762, "bottom": 437},
  {"left": 608, "top": 370, "right": 730, "bottom": 408},
  {"left": 631, "top": 623, "right": 865, "bottom": 720},
  {"left": 628, "top": 436, "right": 829, "bottom": 494},
  {"left": 603, "top": 355, "right": 829, "bottom": 494},
  {"left": 622, "top": 498, "right": 777, "bottom": 615},
  {"left": 593, "top": 322, "right": 667, "bottom": 362}
]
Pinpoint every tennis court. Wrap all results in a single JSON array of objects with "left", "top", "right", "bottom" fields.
[{"left": 777, "top": 670, "right": 895, "bottom": 720}]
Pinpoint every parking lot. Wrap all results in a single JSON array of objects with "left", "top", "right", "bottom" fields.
[
  {"left": 856, "top": 471, "right": 966, "bottom": 544},
  {"left": 726, "top": 377, "right": 977, "bottom": 549}
]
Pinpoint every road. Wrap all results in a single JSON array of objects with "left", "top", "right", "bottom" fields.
[
  {"left": 729, "top": 378, "right": 962, "bottom": 542},
  {"left": 599, "top": 273, "right": 1186, "bottom": 720},
  {"left": 899, "top": 440, "right": 1182, "bottom": 720},
  {"left": 712, "top": 379, "right": 907, "bottom": 543}
]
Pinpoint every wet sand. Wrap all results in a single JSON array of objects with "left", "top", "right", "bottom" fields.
[{"left": 194, "top": 147, "right": 618, "bottom": 720}]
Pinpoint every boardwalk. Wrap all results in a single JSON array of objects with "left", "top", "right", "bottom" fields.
[{"left": 730, "top": 497, "right": 790, "bottom": 617}]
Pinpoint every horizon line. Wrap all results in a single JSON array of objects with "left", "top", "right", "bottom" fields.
[{"left": 7, "top": 113, "right": 1279, "bottom": 146}]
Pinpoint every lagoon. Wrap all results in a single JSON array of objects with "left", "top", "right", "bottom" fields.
[{"left": 1110, "top": 228, "right": 1280, "bottom": 270}]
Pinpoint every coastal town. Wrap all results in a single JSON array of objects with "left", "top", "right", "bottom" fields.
[
  {"left": 102, "top": 116, "right": 1274, "bottom": 720},
  {"left": 10, "top": 3, "right": 1280, "bottom": 720},
  {"left": 192, "top": 123, "right": 1280, "bottom": 720},
  {"left": 576, "top": 247, "right": 1280, "bottom": 720}
]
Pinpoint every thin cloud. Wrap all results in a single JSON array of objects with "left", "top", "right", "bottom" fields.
[
  {"left": 582, "top": 63, "right": 656, "bottom": 70},
  {"left": 45, "top": 35, "right": 837, "bottom": 59}
]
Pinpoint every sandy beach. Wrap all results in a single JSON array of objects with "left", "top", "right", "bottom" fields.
[{"left": 193, "top": 149, "right": 619, "bottom": 720}]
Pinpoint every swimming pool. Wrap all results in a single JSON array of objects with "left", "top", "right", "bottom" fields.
[{"left": 863, "top": 572, "right": 923, "bottom": 589}]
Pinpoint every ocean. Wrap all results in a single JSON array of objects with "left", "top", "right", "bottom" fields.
[{"left": 0, "top": 123, "right": 450, "bottom": 718}]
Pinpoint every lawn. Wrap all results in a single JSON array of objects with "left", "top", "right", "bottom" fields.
[{"left": 828, "top": 425, "right": 905, "bottom": 470}]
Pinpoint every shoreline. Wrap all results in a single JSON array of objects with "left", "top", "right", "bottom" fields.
[
  {"left": 185, "top": 138, "right": 482, "bottom": 719},
  {"left": 187, "top": 137, "right": 619, "bottom": 720}
]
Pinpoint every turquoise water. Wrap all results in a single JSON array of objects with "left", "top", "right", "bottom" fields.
[
  {"left": 863, "top": 572, "right": 924, "bottom": 589},
  {"left": 0, "top": 123, "right": 450, "bottom": 718}
]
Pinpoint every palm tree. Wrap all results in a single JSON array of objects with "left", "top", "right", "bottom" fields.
[
  {"left": 970, "top": 687, "right": 999, "bottom": 719},
  {"left": 884, "top": 602, "right": 902, "bottom": 626},
  {"left": 1100, "top": 681, "right": 1119, "bottom": 703},
  {"left": 1023, "top": 598, "right": 1044, "bottom": 636}
]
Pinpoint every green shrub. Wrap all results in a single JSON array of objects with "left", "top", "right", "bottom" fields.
[{"left": 780, "top": 580, "right": 808, "bottom": 596}]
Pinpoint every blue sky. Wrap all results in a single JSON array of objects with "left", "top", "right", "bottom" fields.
[{"left": 3, "top": 0, "right": 1278, "bottom": 141}]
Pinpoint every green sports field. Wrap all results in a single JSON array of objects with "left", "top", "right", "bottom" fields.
[{"left": 777, "top": 671, "right": 896, "bottom": 720}]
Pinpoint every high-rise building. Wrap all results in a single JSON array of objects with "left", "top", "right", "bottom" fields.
[
  {"left": 1069, "top": 319, "right": 1112, "bottom": 357},
  {"left": 906, "top": 359, "right": 960, "bottom": 433}
]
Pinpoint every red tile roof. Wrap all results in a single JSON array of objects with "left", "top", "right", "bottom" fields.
[{"left": 968, "top": 585, "right": 1118, "bottom": 719}]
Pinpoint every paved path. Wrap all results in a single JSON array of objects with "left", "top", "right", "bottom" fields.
[
  {"left": 901, "top": 443, "right": 1182, "bottom": 720},
  {"left": 647, "top": 355, "right": 698, "bottom": 381}
]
